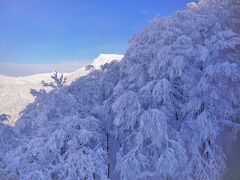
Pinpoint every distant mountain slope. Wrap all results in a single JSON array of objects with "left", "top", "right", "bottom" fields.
[
  {"left": 66, "top": 54, "right": 123, "bottom": 82},
  {"left": 0, "top": 54, "right": 123, "bottom": 124},
  {"left": 91, "top": 54, "right": 124, "bottom": 69}
]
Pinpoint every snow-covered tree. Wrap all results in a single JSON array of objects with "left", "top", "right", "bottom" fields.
[
  {"left": 0, "top": 0, "right": 239, "bottom": 179},
  {"left": 0, "top": 114, "right": 10, "bottom": 124},
  {"left": 41, "top": 71, "right": 67, "bottom": 90}
]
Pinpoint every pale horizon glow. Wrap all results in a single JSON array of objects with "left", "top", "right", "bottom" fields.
[{"left": 0, "top": 61, "right": 90, "bottom": 77}]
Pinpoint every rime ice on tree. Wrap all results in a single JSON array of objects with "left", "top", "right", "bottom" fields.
[{"left": 0, "top": 0, "right": 240, "bottom": 179}]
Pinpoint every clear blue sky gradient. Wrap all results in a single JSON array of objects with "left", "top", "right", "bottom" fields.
[{"left": 0, "top": 0, "right": 196, "bottom": 64}]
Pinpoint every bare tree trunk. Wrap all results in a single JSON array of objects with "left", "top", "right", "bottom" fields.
[{"left": 107, "top": 132, "right": 110, "bottom": 179}]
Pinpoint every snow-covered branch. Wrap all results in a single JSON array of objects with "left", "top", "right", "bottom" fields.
[
  {"left": 0, "top": 114, "right": 10, "bottom": 124},
  {"left": 41, "top": 71, "right": 66, "bottom": 90}
]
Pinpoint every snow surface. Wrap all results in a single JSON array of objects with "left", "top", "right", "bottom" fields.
[{"left": 91, "top": 54, "right": 124, "bottom": 69}]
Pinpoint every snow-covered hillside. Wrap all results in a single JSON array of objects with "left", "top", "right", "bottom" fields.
[
  {"left": 91, "top": 54, "right": 123, "bottom": 69},
  {"left": 0, "top": 54, "right": 123, "bottom": 124},
  {"left": 0, "top": 0, "right": 240, "bottom": 179},
  {"left": 67, "top": 54, "right": 123, "bottom": 82}
]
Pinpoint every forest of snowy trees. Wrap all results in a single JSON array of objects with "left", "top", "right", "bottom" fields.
[{"left": 0, "top": 0, "right": 240, "bottom": 179}]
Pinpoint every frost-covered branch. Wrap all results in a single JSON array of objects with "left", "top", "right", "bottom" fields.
[
  {"left": 41, "top": 71, "right": 66, "bottom": 90},
  {"left": 30, "top": 88, "right": 47, "bottom": 98}
]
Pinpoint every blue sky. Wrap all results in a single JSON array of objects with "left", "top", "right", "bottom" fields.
[
  {"left": 0, "top": 0, "right": 196, "bottom": 65},
  {"left": 0, "top": 0, "right": 197, "bottom": 76}
]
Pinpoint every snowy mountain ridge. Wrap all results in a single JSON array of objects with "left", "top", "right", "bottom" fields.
[{"left": 91, "top": 54, "right": 124, "bottom": 69}]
